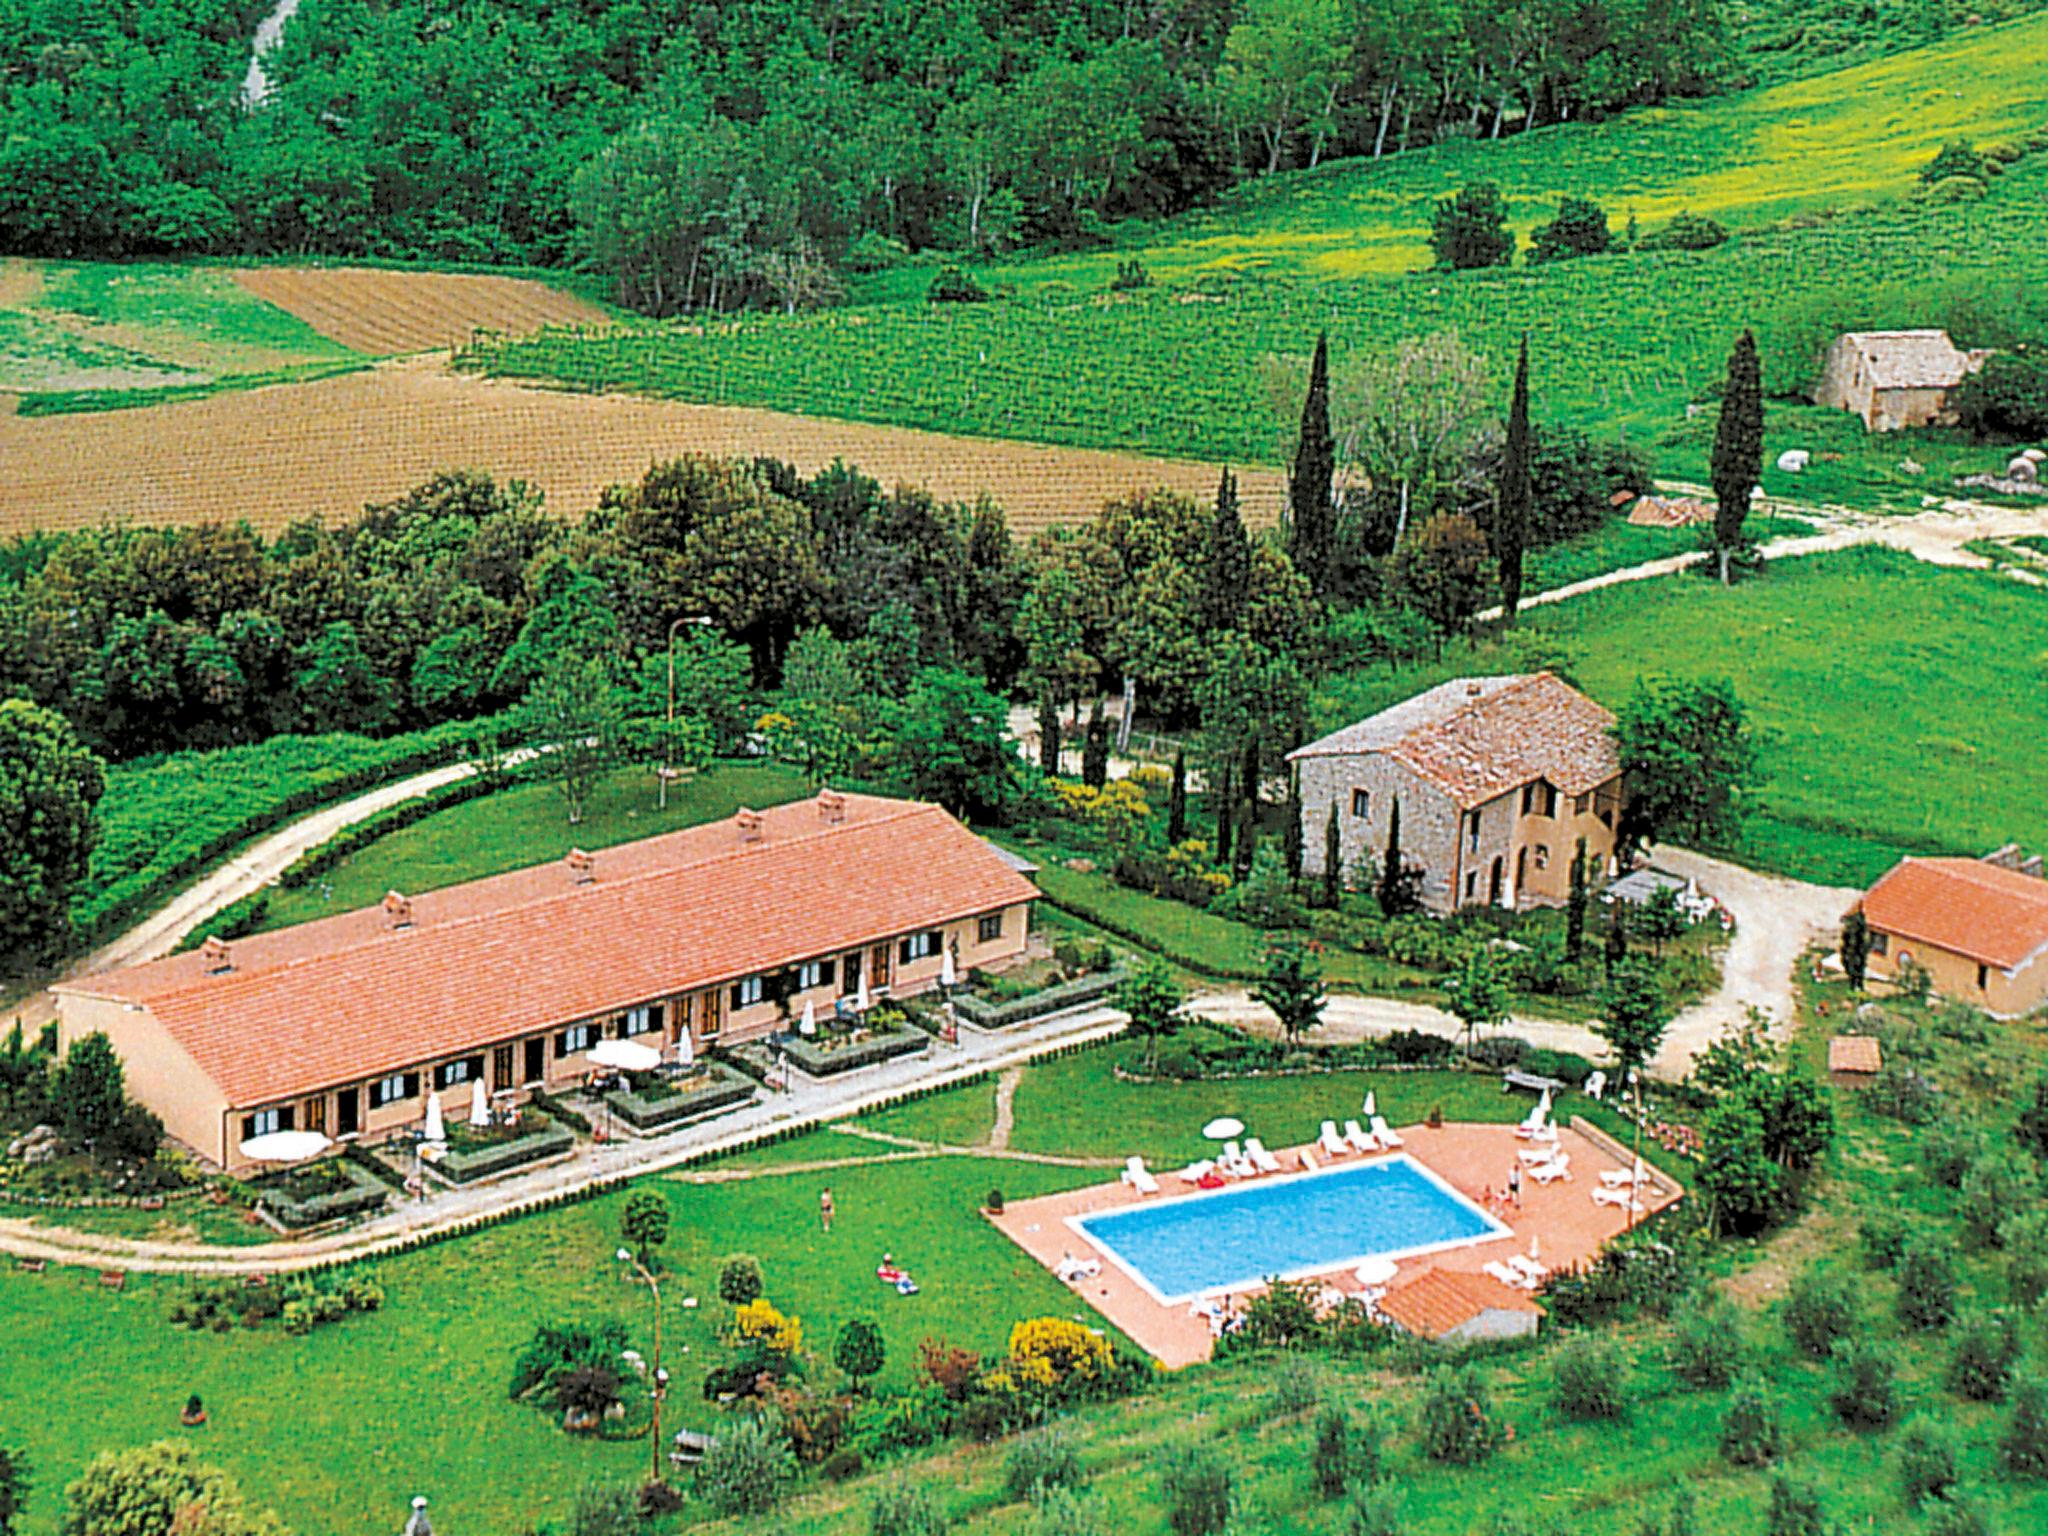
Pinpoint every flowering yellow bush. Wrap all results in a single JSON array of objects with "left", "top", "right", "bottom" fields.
[
  {"left": 1007, "top": 1317, "right": 1113, "bottom": 1386},
  {"left": 1127, "top": 764, "right": 1172, "bottom": 796},
  {"left": 1050, "top": 778, "right": 1153, "bottom": 850},
  {"left": 728, "top": 1296, "right": 804, "bottom": 1358}
]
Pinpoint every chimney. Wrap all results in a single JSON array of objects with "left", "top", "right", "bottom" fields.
[
  {"left": 1983, "top": 843, "right": 2023, "bottom": 871},
  {"left": 735, "top": 807, "right": 763, "bottom": 843},
  {"left": 816, "top": 788, "right": 846, "bottom": 824},
  {"left": 566, "top": 848, "right": 595, "bottom": 884},
  {"left": 382, "top": 890, "right": 414, "bottom": 929},
  {"left": 200, "top": 936, "right": 233, "bottom": 975}
]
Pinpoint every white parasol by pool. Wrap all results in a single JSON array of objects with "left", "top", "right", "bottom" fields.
[
  {"left": 1201, "top": 1117, "right": 1245, "bottom": 1140},
  {"left": 468, "top": 1078, "right": 490, "bottom": 1127},
  {"left": 1363, "top": 1090, "right": 1377, "bottom": 1119},
  {"left": 589, "top": 1038, "right": 662, "bottom": 1072},
  {"left": 1354, "top": 1256, "right": 1398, "bottom": 1287},
  {"left": 799, "top": 999, "right": 817, "bottom": 1037},
  {"left": 238, "top": 1130, "right": 331, "bottom": 1163},
  {"left": 423, "top": 1092, "right": 445, "bottom": 1144}
]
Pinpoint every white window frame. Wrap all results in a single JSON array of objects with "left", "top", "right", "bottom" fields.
[
  {"left": 978, "top": 913, "right": 1003, "bottom": 944},
  {"left": 373, "top": 1073, "right": 410, "bottom": 1108},
  {"left": 734, "top": 975, "right": 766, "bottom": 1009},
  {"left": 623, "top": 1004, "right": 659, "bottom": 1035},
  {"left": 559, "top": 1022, "right": 596, "bottom": 1055},
  {"left": 796, "top": 961, "right": 826, "bottom": 990},
  {"left": 902, "top": 931, "right": 936, "bottom": 962},
  {"left": 247, "top": 1107, "right": 284, "bottom": 1138}
]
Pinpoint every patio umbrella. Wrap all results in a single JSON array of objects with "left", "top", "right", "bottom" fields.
[
  {"left": 799, "top": 999, "right": 817, "bottom": 1037},
  {"left": 1535, "top": 1086, "right": 1553, "bottom": 1122},
  {"left": 423, "top": 1093, "right": 445, "bottom": 1144},
  {"left": 1354, "top": 1256, "right": 1398, "bottom": 1287},
  {"left": 940, "top": 949, "right": 957, "bottom": 987},
  {"left": 238, "top": 1130, "right": 332, "bottom": 1163},
  {"left": 1201, "top": 1117, "right": 1245, "bottom": 1140},
  {"left": 855, "top": 975, "right": 870, "bottom": 1012},
  {"left": 469, "top": 1078, "right": 490, "bottom": 1127},
  {"left": 1529, "top": 1234, "right": 1541, "bottom": 1262},
  {"left": 1363, "top": 1090, "right": 1377, "bottom": 1119},
  {"left": 675, "top": 1029, "right": 696, "bottom": 1067},
  {"left": 589, "top": 1039, "right": 662, "bottom": 1072}
]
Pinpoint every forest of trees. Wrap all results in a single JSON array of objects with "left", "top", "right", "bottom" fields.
[{"left": 2, "top": 0, "right": 1741, "bottom": 307}]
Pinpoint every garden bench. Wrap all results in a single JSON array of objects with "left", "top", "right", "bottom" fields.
[
  {"left": 16, "top": 1258, "right": 44, "bottom": 1274},
  {"left": 1502, "top": 1069, "right": 1567, "bottom": 1097}
]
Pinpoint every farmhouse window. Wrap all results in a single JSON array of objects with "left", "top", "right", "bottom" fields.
[
  {"left": 1466, "top": 812, "right": 1481, "bottom": 852},
  {"left": 556, "top": 1023, "right": 597, "bottom": 1056},
  {"left": 623, "top": 1004, "right": 662, "bottom": 1036},
  {"left": 978, "top": 913, "right": 1004, "bottom": 944},
  {"left": 1574, "top": 793, "right": 1591, "bottom": 816},
  {"left": 796, "top": 960, "right": 833, "bottom": 991},
  {"left": 732, "top": 976, "right": 766, "bottom": 1010},
  {"left": 1870, "top": 933, "right": 1889, "bottom": 956},
  {"left": 900, "top": 930, "right": 940, "bottom": 963},
  {"left": 1351, "top": 788, "right": 1370, "bottom": 818},
  {"left": 1535, "top": 844, "right": 1550, "bottom": 870},
  {"left": 372, "top": 1072, "right": 418, "bottom": 1108},
  {"left": 1978, "top": 964, "right": 1990, "bottom": 992},
  {"left": 841, "top": 952, "right": 863, "bottom": 996},
  {"left": 242, "top": 1106, "right": 293, "bottom": 1141},
  {"left": 1464, "top": 872, "right": 1478, "bottom": 900},
  {"left": 435, "top": 1056, "right": 485, "bottom": 1090}
]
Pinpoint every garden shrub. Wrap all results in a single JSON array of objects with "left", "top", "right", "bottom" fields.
[
  {"left": 1109, "top": 259, "right": 1150, "bottom": 292},
  {"left": 2000, "top": 1375, "right": 2048, "bottom": 1478},
  {"left": 1783, "top": 1273, "right": 1854, "bottom": 1359},
  {"left": 916, "top": 1336, "right": 982, "bottom": 1402},
  {"left": 1004, "top": 1423, "right": 1086, "bottom": 1503},
  {"left": 927, "top": 266, "right": 987, "bottom": 304},
  {"left": 870, "top": 1481, "right": 950, "bottom": 1536},
  {"left": 851, "top": 1386, "right": 955, "bottom": 1459},
  {"left": 1921, "top": 138, "right": 1989, "bottom": 184},
  {"left": 1668, "top": 1298, "right": 1739, "bottom": 1390},
  {"left": 1950, "top": 348, "right": 2048, "bottom": 441},
  {"left": 1311, "top": 1404, "right": 1353, "bottom": 1498},
  {"left": 1860, "top": 1211, "right": 1907, "bottom": 1270},
  {"left": 1527, "top": 198, "right": 1610, "bottom": 263},
  {"left": 1545, "top": 1234, "right": 1697, "bottom": 1326},
  {"left": 696, "top": 1412, "right": 797, "bottom": 1516},
  {"left": 1826, "top": 1339, "right": 1900, "bottom": 1430},
  {"left": 567, "top": 1482, "right": 640, "bottom": 1536},
  {"left": 1959, "top": 1148, "right": 2040, "bottom": 1247},
  {"left": 763, "top": 1379, "right": 850, "bottom": 1464},
  {"left": 1636, "top": 1489, "right": 1697, "bottom": 1536},
  {"left": 1160, "top": 1447, "right": 1232, "bottom": 1536},
  {"left": 1550, "top": 1334, "right": 1629, "bottom": 1421},
  {"left": 1764, "top": 1476, "right": 1825, "bottom": 1536},
  {"left": 510, "top": 1321, "right": 628, "bottom": 1408},
  {"left": 822, "top": 1446, "right": 865, "bottom": 1481},
  {"left": 1270, "top": 1352, "right": 1323, "bottom": 1415},
  {"left": 1345, "top": 1482, "right": 1406, "bottom": 1536},
  {"left": 1949, "top": 1311, "right": 2021, "bottom": 1402},
  {"left": 1921, "top": 1124, "right": 1983, "bottom": 1188},
  {"left": 1719, "top": 1381, "right": 1783, "bottom": 1467},
  {"left": 1637, "top": 210, "right": 1727, "bottom": 251},
  {"left": 1924, "top": 1501, "right": 1992, "bottom": 1536},
  {"left": 1430, "top": 182, "right": 1513, "bottom": 270},
  {"left": 1381, "top": 1029, "right": 1455, "bottom": 1066},
  {"left": 1897, "top": 1244, "right": 1959, "bottom": 1330},
  {"left": 1897, "top": 1418, "right": 1960, "bottom": 1507},
  {"left": 1006, "top": 1318, "right": 1114, "bottom": 1391},
  {"left": 1866, "top": 1063, "right": 1938, "bottom": 1125},
  {"left": 1419, "top": 1366, "right": 1503, "bottom": 1465},
  {"left": 2006, "top": 1210, "right": 2048, "bottom": 1308}
]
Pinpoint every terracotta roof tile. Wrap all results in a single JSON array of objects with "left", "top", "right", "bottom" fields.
[
  {"left": 1828, "top": 1036, "right": 1883, "bottom": 1075},
  {"left": 1862, "top": 857, "right": 2048, "bottom": 971},
  {"left": 1379, "top": 1266, "right": 1544, "bottom": 1339},
  {"left": 1289, "top": 672, "right": 1619, "bottom": 808},
  {"left": 58, "top": 793, "right": 1035, "bottom": 1106}
]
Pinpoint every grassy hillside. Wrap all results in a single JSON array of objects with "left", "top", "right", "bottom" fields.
[{"left": 465, "top": 15, "right": 2048, "bottom": 499}]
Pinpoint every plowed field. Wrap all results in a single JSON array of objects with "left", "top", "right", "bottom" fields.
[
  {"left": 0, "top": 358, "right": 1282, "bottom": 537},
  {"left": 228, "top": 268, "right": 611, "bottom": 354}
]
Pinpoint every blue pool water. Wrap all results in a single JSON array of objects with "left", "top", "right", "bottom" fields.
[{"left": 1075, "top": 1156, "right": 1506, "bottom": 1302}]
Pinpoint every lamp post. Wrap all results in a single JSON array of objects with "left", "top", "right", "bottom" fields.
[
  {"left": 617, "top": 1246, "right": 669, "bottom": 1486},
  {"left": 662, "top": 616, "right": 714, "bottom": 810}
]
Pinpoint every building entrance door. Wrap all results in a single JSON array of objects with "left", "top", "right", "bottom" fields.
[
  {"left": 523, "top": 1037, "right": 546, "bottom": 1084},
  {"left": 336, "top": 1087, "right": 359, "bottom": 1137},
  {"left": 1488, "top": 856, "right": 1505, "bottom": 906},
  {"left": 493, "top": 1044, "right": 514, "bottom": 1092},
  {"left": 303, "top": 1094, "right": 327, "bottom": 1134}
]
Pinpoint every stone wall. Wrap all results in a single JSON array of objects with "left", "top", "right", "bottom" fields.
[{"left": 1297, "top": 751, "right": 1463, "bottom": 913}]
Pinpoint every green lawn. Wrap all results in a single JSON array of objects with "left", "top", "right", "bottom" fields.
[
  {"left": 1321, "top": 548, "right": 2048, "bottom": 886},
  {"left": 460, "top": 17, "right": 2048, "bottom": 505},
  {"left": 253, "top": 762, "right": 811, "bottom": 930}
]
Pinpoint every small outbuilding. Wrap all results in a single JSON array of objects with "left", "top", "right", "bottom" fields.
[
  {"left": 1827, "top": 1035, "right": 1883, "bottom": 1086},
  {"left": 1378, "top": 1266, "right": 1544, "bottom": 1345},
  {"left": 1814, "top": 330, "right": 1991, "bottom": 432},
  {"left": 1855, "top": 847, "right": 2048, "bottom": 1017}
]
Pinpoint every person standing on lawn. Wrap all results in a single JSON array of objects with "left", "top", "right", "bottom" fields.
[{"left": 820, "top": 1188, "right": 834, "bottom": 1233}]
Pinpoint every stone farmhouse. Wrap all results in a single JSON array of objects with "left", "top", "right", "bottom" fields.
[
  {"left": 1856, "top": 846, "right": 2048, "bottom": 1017},
  {"left": 1289, "top": 672, "right": 1623, "bottom": 916},
  {"left": 1814, "top": 329, "right": 1991, "bottom": 432},
  {"left": 52, "top": 791, "right": 1035, "bottom": 1171}
]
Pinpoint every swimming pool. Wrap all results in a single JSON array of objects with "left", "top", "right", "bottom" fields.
[{"left": 1072, "top": 1156, "right": 1508, "bottom": 1303}]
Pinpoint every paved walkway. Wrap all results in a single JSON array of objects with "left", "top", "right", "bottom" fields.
[{"left": 0, "top": 1006, "right": 1125, "bottom": 1275}]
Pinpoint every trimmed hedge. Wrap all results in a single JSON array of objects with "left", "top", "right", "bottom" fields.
[
  {"left": 432, "top": 1121, "right": 575, "bottom": 1184},
  {"left": 1035, "top": 890, "right": 1265, "bottom": 983},
  {"left": 528, "top": 1088, "right": 592, "bottom": 1134},
  {"left": 607, "top": 1063, "right": 756, "bottom": 1130},
  {"left": 255, "top": 1158, "right": 391, "bottom": 1229},
  {"left": 773, "top": 1028, "right": 928, "bottom": 1077},
  {"left": 954, "top": 969, "right": 1126, "bottom": 1028}
]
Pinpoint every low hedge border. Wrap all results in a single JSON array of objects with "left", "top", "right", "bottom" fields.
[
  {"left": 255, "top": 1158, "right": 391, "bottom": 1229},
  {"left": 528, "top": 1088, "right": 592, "bottom": 1134},
  {"left": 431, "top": 1122, "right": 576, "bottom": 1185},
  {"left": 772, "top": 1028, "right": 928, "bottom": 1077},
  {"left": 607, "top": 1063, "right": 756, "bottom": 1130},
  {"left": 954, "top": 968, "right": 1126, "bottom": 1029}
]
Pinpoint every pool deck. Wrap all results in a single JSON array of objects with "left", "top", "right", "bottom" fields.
[{"left": 988, "top": 1119, "right": 1681, "bottom": 1367}]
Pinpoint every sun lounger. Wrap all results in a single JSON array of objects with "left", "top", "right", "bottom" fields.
[
  {"left": 1506, "top": 1255, "right": 1548, "bottom": 1284},
  {"left": 1592, "top": 1185, "right": 1643, "bottom": 1211},
  {"left": 1179, "top": 1159, "right": 1217, "bottom": 1184},
  {"left": 1528, "top": 1154, "right": 1571, "bottom": 1184},
  {"left": 1300, "top": 1148, "right": 1320, "bottom": 1172},
  {"left": 1583, "top": 1071, "right": 1607, "bottom": 1100},
  {"left": 1056, "top": 1255, "right": 1102, "bottom": 1283},
  {"left": 1518, "top": 1144, "right": 1563, "bottom": 1166},
  {"left": 1122, "top": 1156, "right": 1160, "bottom": 1195},
  {"left": 1343, "top": 1119, "right": 1378, "bottom": 1153},
  {"left": 1514, "top": 1109, "right": 1549, "bottom": 1140},
  {"left": 1599, "top": 1166, "right": 1647, "bottom": 1189},
  {"left": 1245, "top": 1137, "right": 1282, "bottom": 1174},
  {"left": 1369, "top": 1115, "right": 1404, "bottom": 1149},
  {"left": 1319, "top": 1120, "right": 1350, "bottom": 1157},
  {"left": 1219, "top": 1141, "right": 1256, "bottom": 1178},
  {"left": 1484, "top": 1260, "right": 1536, "bottom": 1291}
]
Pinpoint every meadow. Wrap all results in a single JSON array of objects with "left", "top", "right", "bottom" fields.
[{"left": 462, "top": 14, "right": 2048, "bottom": 500}]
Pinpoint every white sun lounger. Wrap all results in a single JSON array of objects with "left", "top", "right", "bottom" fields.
[
  {"left": 1179, "top": 1159, "right": 1216, "bottom": 1184},
  {"left": 1369, "top": 1115, "right": 1404, "bottom": 1149},
  {"left": 1218, "top": 1140, "right": 1250, "bottom": 1177},
  {"left": 1484, "top": 1260, "right": 1536, "bottom": 1291},
  {"left": 1599, "top": 1160, "right": 1649, "bottom": 1189},
  {"left": 1122, "top": 1156, "right": 1160, "bottom": 1195},
  {"left": 1518, "top": 1144, "right": 1563, "bottom": 1166},
  {"left": 1528, "top": 1154, "right": 1571, "bottom": 1184},
  {"left": 1506, "top": 1254, "right": 1548, "bottom": 1283},
  {"left": 1319, "top": 1120, "right": 1350, "bottom": 1157},
  {"left": 1245, "top": 1137, "right": 1282, "bottom": 1174},
  {"left": 1056, "top": 1255, "right": 1102, "bottom": 1283},
  {"left": 1300, "top": 1147, "right": 1320, "bottom": 1172},
  {"left": 1343, "top": 1119, "right": 1378, "bottom": 1153},
  {"left": 1592, "top": 1184, "right": 1643, "bottom": 1211}
]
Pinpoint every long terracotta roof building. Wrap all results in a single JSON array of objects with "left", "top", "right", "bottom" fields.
[
  {"left": 54, "top": 790, "right": 1036, "bottom": 1169},
  {"left": 1856, "top": 850, "right": 2048, "bottom": 1017}
]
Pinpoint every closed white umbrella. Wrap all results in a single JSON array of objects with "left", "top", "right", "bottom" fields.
[
  {"left": 1363, "top": 1090, "right": 1377, "bottom": 1119},
  {"left": 855, "top": 975, "right": 870, "bottom": 1012},
  {"left": 1529, "top": 1234, "right": 1541, "bottom": 1262},
  {"left": 588, "top": 1039, "right": 662, "bottom": 1072},
  {"left": 238, "top": 1130, "right": 331, "bottom": 1163},
  {"left": 675, "top": 1028, "right": 695, "bottom": 1067},
  {"left": 941, "top": 948, "right": 957, "bottom": 987},
  {"left": 799, "top": 999, "right": 817, "bottom": 1037},
  {"left": 1536, "top": 1086, "right": 1553, "bottom": 1122},
  {"left": 423, "top": 1093, "right": 445, "bottom": 1144},
  {"left": 469, "top": 1078, "right": 490, "bottom": 1127}
]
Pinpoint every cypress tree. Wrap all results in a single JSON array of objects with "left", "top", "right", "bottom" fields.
[
  {"left": 1566, "top": 836, "right": 1590, "bottom": 961},
  {"left": 1497, "top": 336, "right": 1533, "bottom": 622},
  {"left": 1288, "top": 332, "right": 1338, "bottom": 601},
  {"left": 1215, "top": 765, "right": 1235, "bottom": 868},
  {"left": 1282, "top": 788, "right": 1304, "bottom": 881},
  {"left": 1240, "top": 737, "right": 1261, "bottom": 817},
  {"left": 1377, "top": 798, "right": 1404, "bottom": 914},
  {"left": 1841, "top": 909, "right": 1871, "bottom": 991},
  {"left": 1203, "top": 467, "right": 1253, "bottom": 633},
  {"left": 1167, "top": 750, "right": 1188, "bottom": 844},
  {"left": 1605, "top": 901, "right": 1630, "bottom": 975},
  {"left": 1235, "top": 799, "right": 1258, "bottom": 879},
  {"left": 1081, "top": 699, "right": 1110, "bottom": 788},
  {"left": 1038, "top": 695, "right": 1061, "bottom": 776},
  {"left": 1322, "top": 807, "right": 1343, "bottom": 908},
  {"left": 1710, "top": 328, "right": 1764, "bottom": 586}
]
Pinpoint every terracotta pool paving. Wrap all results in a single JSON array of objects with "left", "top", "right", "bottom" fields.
[{"left": 988, "top": 1118, "right": 1681, "bottom": 1367}]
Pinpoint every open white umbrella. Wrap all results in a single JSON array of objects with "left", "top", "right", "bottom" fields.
[
  {"left": 1354, "top": 1256, "right": 1398, "bottom": 1287},
  {"left": 469, "top": 1077, "right": 490, "bottom": 1127},
  {"left": 589, "top": 1039, "right": 662, "bottom": 1072},
  {"left": 940, "top": 948, "right": 957, "bottom": 987},
  {"left": 675, "top": 1028, "right": 696, "bottom": 1067},
  {"left": 1201, "top": 1117, "right": 1245, "bottom": 1140},
  {"left": 423, "top": 1093, "right": 445, "bottom": 1144},
  {"left": 1363, "top": 1090, "right": 1377, "bottom": 1119},
  {"left": 799, "top": 999, "right": 817, "bottom": 1037},
  {"left": 238, "top": 1130, "right": 331, "bottom": 1163}
]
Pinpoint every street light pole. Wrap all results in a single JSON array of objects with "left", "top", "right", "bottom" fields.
[
  {"left": 617, "top": 1247, "right": 668, "bottom": 1486},
  {"left": 663, "top": 616, "right": 713, "bottom": 811}
]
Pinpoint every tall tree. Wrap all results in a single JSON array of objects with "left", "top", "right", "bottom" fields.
[
  {"left": 1710, "top": 329, "right": 1764, "bottom": 585},
  {"left": 1566, "top": 836, "right": 1591, "bottom": 962},
  {"left": 1281, "top": 781, "right": 1305, "bottom": 882},
  {"left": 0, "top": 698, "right": 105, "bottom": 974},
  {"left": 1322, "top": 806, "right": 1343, "bottom": 908},
  {"left": 1613, "top": 678, "right": 1760, "bottom": 857},
  {"left": 51, "top": 1032, "right": 125, "bottom": 1153},
  {"left": 1596, "top": 957, "right": 1674, "bottom": 1207},
  {"left": 1201, "top": 468, "right": 1253, "bottom": 633},
  {"left": 1444, "top": 945, "right": 1512, "bottom": 1061},
  {"left": 1288, "top": 332, "right": 1338, "bottom": 600},
  {"left": 887, "top": 669, "right": 1017, "bottom": 821},
  {"left": 1081, "top": 699, "right": 1111, "bottom": 789},
  {"left": 1037, "top": 695, "right": 1062, "bottom": 776},
  {"left": 1496, "top": 336, "right": 1533, "bottom": 622},
  {"left": 1167, "top": 751, "right": 1189, "bottom": 844},
  {"left": 1840, "top": 909, "right": 1871, "bottom": 993},
  {"left": 1390, "top": 513, "right": 1491, "bottom": 655},
  {"left": 1115, "top": 958, "right": 1185, "bottom": 1071},
  {"left": 1377, "top": 798, "right": 1408, "bottom": 915},
  {"left": 517, "top": 646, "right": 625, "bottom": 826},
  {"left": 1215, "top": 764, "right": 1235, "bottom": 869},
  {"left": 1256, "top": 935, "right": 1327, "bottom": 1043}
]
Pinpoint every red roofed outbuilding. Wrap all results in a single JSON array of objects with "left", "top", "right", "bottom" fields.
[
  {"left": 1856, "top": 849, "right": 2048, "bottom": 1017},
  {"left": 1378, "top": 1266, "right": 1545, "bottom": 1344}
]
